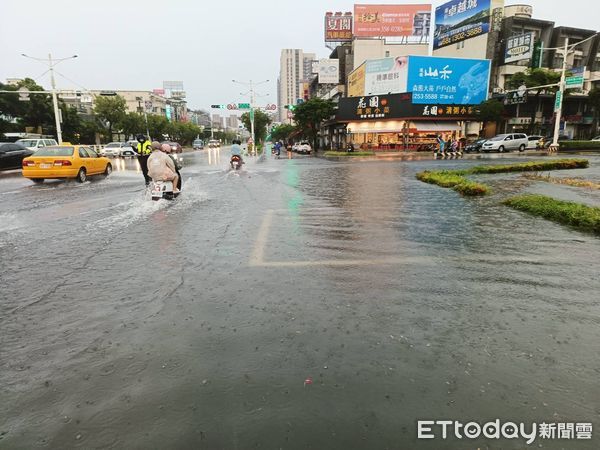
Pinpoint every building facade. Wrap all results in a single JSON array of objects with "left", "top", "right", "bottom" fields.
[{"left": 278, "top": 49, "right": 316, "bottom": 122}]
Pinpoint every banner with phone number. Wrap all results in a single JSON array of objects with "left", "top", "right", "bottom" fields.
[{"left": 434, "top": 0, "right": 491, "bottom": 50}]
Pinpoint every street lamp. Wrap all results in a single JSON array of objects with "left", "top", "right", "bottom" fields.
[
  {"left": 21, "top": 53, "right": 78, "bottom": 144},
  {"left": 232, "top": 79, "right": 269, "bottom": 153}
]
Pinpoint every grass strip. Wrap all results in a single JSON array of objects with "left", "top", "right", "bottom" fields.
[
  {"left": 503, "top": 194, "right": 600, "bottom": 234},
  {"left": 416, "top": 171, "right": 490, "bottom": 196},
  {"left": 323, "top": 151, "right": 376, "bottom": 157},
  {"left": 416, "top": 159, "right": 589, "bottom": 196},
  {"left": 521, "top": 173, "right": 600, "bottom": 190}
]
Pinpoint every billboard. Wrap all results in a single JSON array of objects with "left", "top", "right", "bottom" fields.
[
  {"left": 364, "top": 56, "right": 409, "bottom": 95},
  {"left": 354, "top": 4, "right": 432, "bottom": 38},
  {"left": 318, "top": 59, "right": 340, "bottom": 84},
  {"left": 337, "top": 92, "right": 477, "bottom": 121},
  {"left": 505, "top": 32, "right": 534, "bottom": 64},
  {"left": 434, "top": 0, "right": 491, "bottom": 50},
  {"left": 348, "top": 63, "right": 366, "bottom": 97},
  {"left": 407, "top": 55, "right": 491, "bottom": 104},
  {"left": 325, "top": 12, "right": 353, "bottom": 42}
]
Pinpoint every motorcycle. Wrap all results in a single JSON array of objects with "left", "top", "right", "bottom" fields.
[
  {"left": 150, "top": 180, "right": 180, "bottom": 201},
  {"left": 230, "top": 155, "right": 242, "bottom": 170}
]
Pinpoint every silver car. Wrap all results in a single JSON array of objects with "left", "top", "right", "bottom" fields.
[{"left": 481, "top": 133, "right": 528, "bottom": 153}]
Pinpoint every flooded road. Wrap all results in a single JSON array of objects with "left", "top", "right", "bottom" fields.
[{"left": 1, "top": 150, "right": 599, "bottom": 449}]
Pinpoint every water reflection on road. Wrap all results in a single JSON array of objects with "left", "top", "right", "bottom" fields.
[{"left": 0, "top": 152, "right": 599, "bottom": 449}]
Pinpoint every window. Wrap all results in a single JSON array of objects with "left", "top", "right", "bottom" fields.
[
  {"left": 385, "top": 50, "right": 390, "bottom": 57},
  {"left": 79, "top": 148, "right": 89, "bottom": 158}
]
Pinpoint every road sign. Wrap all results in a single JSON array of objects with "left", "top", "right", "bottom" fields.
[
  {"left": 265, "top": 103, "right": 277, "bottom": 111},
  {"left": 18, "top": 87, "right": 30, "bottom": 102},
  {"left": 504, "top": 86, "right": 528, "bottom": 105},
  {"left": 144, "top": 101, "right": 153, "bottom": 110},
  {"left": 238, "top": 103, "right": 251, "bottom": 109},
  {"left": 566, "top": 66, "right": 585, "bottom": 90},
  {"left": 554, "top": 91, "right": 562, "bottom": 112},
  {"left": 296, "top": 98, "right": 304, "bottom": 105}
]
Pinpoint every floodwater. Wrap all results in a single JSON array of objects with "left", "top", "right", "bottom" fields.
[{"left": 1, "top": 150, "right": 599, "bottom": 449}]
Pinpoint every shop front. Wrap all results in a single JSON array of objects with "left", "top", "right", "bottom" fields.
[{"left": 336, "top": 93, "right": 479, "bottom": 151}]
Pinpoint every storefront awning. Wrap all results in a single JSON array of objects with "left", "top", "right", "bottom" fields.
[
  {"left": 409, "top": 121, "right": 461, "bottom": 132},
  {"left": 347, "top": 120, "right": 407, "bottom": 134}
]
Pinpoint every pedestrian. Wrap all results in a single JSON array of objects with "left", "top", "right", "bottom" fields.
[
  {"left": 135, "top": 134, "right": 152, "bottom": 185},
  {"left": 286, "top": 141, "right": 293, "bottom": 159},
  {"left": 436, "top": 135, "right": 445, "bottom": 155}
]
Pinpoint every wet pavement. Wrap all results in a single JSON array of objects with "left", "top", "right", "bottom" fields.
[{"left": 1, "top": 150, "right": 599, "bottom": 449}]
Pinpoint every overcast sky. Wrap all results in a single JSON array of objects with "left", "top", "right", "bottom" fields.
[{"left": 0, "top": 0, "right": 596, "bottom": 112}]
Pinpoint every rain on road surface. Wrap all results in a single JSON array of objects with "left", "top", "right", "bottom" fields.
[{"left": 1, "top": 150, "right": 599, "bottom": 449}]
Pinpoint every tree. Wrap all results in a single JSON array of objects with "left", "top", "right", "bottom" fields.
[
  {"left": 59, "top": 104, "right": 83, "bottom": 143},
  {"left": 240, "top": 109, "right": 271, "bottom": 143},
  {"left": 475, "top": 99, "right": 505, "bottom": 133},
  {"left": 120, "top": 112, "right": 145, "bottom": 139},
  {"left": 508, "top": 68, "right": 561, "bottom": 134},
  {"left": 93, "top": 95, "right": 127, "bottom": 141},
  {"left": 588, "top": 87, "right": 600, "bottom": 137},
  {"left": 291, "top": 98, "right": 335, "bottom": 150},
  {"left": 146, "top": 115, "right": 173, "bottom": 141},
  {"left": 270, "top": 123, "right": 296, "bottom": 142}
]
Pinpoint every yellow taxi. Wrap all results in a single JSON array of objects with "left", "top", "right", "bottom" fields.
[{"left": 22, "top": 145, "right": 112, "bottom": 183}]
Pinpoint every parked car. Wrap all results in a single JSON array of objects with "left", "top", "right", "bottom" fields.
[
  {"left": 464, "top": 139, "right": 487, "bottom": 153},
  {"left": 297, "top": 142, "right": 312, "bottom": 154},
  {"left": 101, "top": 142, "right": 128, "bottom": 157},
  {"left": 207, "top": 139, "right": 220, "bottom": 148},
  {"left": 16, "top": 138, "right": 58, "bottom": 151},
  {"left": 192, "top": 139, "right": 204, "bottom": 150},
  {"left": 526, "top": 135, "right": 544, "bottom": 149},
  {"left": 0, "top": 142, "right": 34, "bottom": 170},
  {"left": 538, "top": 135, "right": 571, "bottom": 148},
  {"left": 591, "top": 136, "right": 600, "bottom": 141},
  {"left": 162, "top": 141, "right": 182, "bottom": 153},
  {"left": 22, "top": 145, "right": 112, "bottom": 183},
  {"left": 481, "top": 133, "right": 528, "bottom": 152}
]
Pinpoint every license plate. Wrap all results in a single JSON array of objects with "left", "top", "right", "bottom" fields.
[{"left": 40, "top": 163, "right": 52, "bottom": 169}]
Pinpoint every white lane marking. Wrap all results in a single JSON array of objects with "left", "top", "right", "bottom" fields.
[{"left": 249, "top": 209, "right": 273, "bottom": 267}]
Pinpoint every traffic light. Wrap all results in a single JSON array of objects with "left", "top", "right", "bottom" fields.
[
  {"left": 238, "top": 103, "right": 251, "bottom": 109},
  {"left": 211, "top": 104, "right": 225, "bottom": 109},
  {"left": 284, "top": 104, "right": 296, "bottom": 111}
]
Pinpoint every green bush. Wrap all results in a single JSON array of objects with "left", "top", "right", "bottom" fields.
[
  {"left": 559, "top": 140, "right": 600, "bottom": 150},
  {"left": 503, "top": 194, "right": 600, "bottom": 234}
]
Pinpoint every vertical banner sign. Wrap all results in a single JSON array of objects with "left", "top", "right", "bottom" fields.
[
  {"left": 348, "top": 63, "right": 366, "bottom": 97},
  {"left": 505, "top": 32, "right": 534, "bottom": 64},
  {"left": 407, "top": 55, "right": 491, "bottom": 104},
  {"left": 434, "top": 0, "right": 492, "bottom": 50},
  {"left": 324, "top": 12, "right": 353, "bottom": 42},
  {"left": 354, "top": 4, "right": 432, "bottom": 38},
  {"left": 554, "top": 91, "right": 562, "bottom": 112},
  {"left": 530, "top": 40, "right": 543, "bottom": 68}
]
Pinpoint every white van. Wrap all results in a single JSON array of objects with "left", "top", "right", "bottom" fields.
[
  {"left": 481, "top": 133, "right": 528, "bottom": 153},
  {"left": 16, "top": 138, "right": 58, "bottom": 151}
]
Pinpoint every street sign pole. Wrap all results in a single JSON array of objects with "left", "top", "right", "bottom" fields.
[{"left": 550, "top": 37, "right": 569, "bottom": 152}]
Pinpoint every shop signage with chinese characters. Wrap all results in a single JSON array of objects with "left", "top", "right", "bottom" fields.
[
  {"left": 407, "top": 56, "right": 491, "bottom": 104},
  {"left": 325, "top": 12, "right": 353, "bottom": 42},
  {"left": 336, "top": 92, "right": 477, "bottom": 121},
  {"left": 505, "top": 32, "right": 534, "bottom": 64},
  {"left": 434, "top": 0, "right": 491, "bottom": 49}
]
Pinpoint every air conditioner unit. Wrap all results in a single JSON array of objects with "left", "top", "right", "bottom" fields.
[{"left": 492, "top": 87, "right": 503, "bottom": 94}]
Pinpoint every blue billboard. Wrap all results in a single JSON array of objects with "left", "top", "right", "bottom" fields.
[
  {"left": 434, "top": 0, "right": 491, "bottom": 50},
  {"left": 407, "top": 56, "right": 491, "bottom": 105}
]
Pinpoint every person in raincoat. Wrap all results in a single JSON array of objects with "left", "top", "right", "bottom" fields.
[{"left": 147, "top": 142, "right": 179, "bottom": 193}]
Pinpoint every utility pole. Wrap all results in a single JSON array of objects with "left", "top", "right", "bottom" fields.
[
  {"left": 21, "top": 53, "right": 78, "bottom": 145},
  {"left": 233, "top": 79, "right": 269, "bottom": 154},
  {"left": 550, "top": 37, "right": 569, "bottom": 152}
]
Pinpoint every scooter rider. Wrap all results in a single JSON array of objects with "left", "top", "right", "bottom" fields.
[
  {"left": 231, "top": 139, "right": 243, "bottom": 165},
  {"left": 147, "top": 143, "right": 180, "bottom": 193},
  {"left": 135, "top": 134, "right": 152, "bottom": 185}
]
